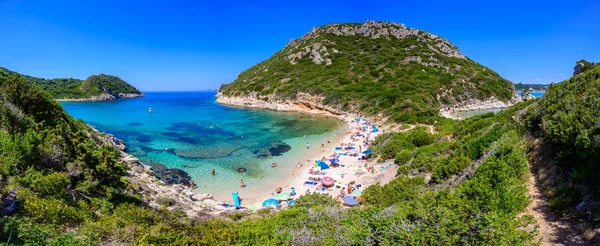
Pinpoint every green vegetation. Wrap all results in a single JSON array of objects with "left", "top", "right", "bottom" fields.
[
  {"left": 523, "top": 61, "right": 600, "bottom": 223},
  {"left": 0, "top": 66, "right": 535, "bottom": 245},
  {"left": 513, "top": 82, "right": 549, "bottom": 91},
  {"left": 0, "top": 67, "right": 141, "bottom": 99},
  {"left": 2, "top": 58, "right": 599, "bottom": 244},
  {"left": 220, "top": 21, "right": 515, "bottom": 123}
]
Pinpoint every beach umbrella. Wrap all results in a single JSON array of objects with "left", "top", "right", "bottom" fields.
[
  {"left": 275, "top": 192, "right": 291, "bottom": 201},
  {"left": 343, "top": 196, "right": 359, "bottom": 206},
  {"left": 351, "top": 190, "right": 363, "bottom": 196},
  {"left": 322, "top": 176, "right": 335, "bottom": 186},
  {"left": 362, "top": 150, "right": 373, "bottom": 155},
  {"left": 262, "top": 198, "right": 280, "bottom": 207}
]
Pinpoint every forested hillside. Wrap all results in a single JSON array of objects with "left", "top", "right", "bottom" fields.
[
  {"left": 219, "top": 21, "right": 517, "bottom": 123},
  {"left": 0, "top": 67, "right": 142, "bottom": 100}
]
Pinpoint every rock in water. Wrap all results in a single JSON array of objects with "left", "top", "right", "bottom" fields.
[
  {"left": 148, "top": 162, "right": 193, "bottom": 186},
  {"left": 253, "top": 141, "right": 292, "bottom": 158},
  {"left": 174, "top": 144, "right": 243, "bottom": 159}
]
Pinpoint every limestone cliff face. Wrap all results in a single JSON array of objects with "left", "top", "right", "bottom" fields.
[{"left": 215, "top": 92, "right": 345, "bottom": 117}]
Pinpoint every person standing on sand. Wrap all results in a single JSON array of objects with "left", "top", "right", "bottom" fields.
[
  {"left": 240, "top": 179, "right": 244, "bottom": 188},
  {"left": 306, "top": 143, "right": 310, "bottom": 149}
]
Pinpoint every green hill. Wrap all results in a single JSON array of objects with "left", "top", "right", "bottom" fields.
[
  {"left": 0, "top": 67, "right": 143, "bottom": 100},
  {"left": 513, "top": 82, "right": 549, "bottom": 91},
  {"left": 219, "top": 20, "right": 516, "bottom": 123}
]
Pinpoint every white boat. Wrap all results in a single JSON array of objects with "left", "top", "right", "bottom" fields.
[{"left": 148, "top": 108, "right": 153, "bottom": 113}]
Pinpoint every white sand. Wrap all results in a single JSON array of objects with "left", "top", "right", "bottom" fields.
[{"left": 242, "top": 115, "right": 399, "bottom": 208}]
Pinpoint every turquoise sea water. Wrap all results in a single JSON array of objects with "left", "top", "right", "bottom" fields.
[
  {"left": 452, "top": 91, "right": 545, "bottom": 119},
  {"left": 518, "top": 91, "right": 545, "bottom": 98},
  {"left": 61, "top": 92, "right": 343, "bottom": 201}
]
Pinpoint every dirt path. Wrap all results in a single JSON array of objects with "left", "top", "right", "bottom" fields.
[{"left": 526, "top": 160, "right": 589, "bottom": 245}]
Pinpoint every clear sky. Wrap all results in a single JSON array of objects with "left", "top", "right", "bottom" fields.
[{"left": 1, "top": 0, "right": 598, "bottom": 91}]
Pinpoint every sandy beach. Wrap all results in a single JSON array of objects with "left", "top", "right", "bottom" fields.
[{"left": 234, "top": 115, "right": 399, "bottom": 209}]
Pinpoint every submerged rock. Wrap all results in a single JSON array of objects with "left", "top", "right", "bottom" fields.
[
  {"left": 174, "top": 144, "right": 243, "bottom": 159},
  {"left": 253, "top": 141, "right": 292, "bottom": 158},
  {"left": 148, "top": 162, "right": 193, "bottom": 186}
]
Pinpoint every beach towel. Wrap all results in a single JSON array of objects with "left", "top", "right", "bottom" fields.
[{"left": 380, "top": 163, "right": 393, "bottom": 171}]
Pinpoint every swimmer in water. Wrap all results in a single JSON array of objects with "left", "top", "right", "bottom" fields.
[{"left": 211, "top": 169, "right": 215, "bottom": 175}]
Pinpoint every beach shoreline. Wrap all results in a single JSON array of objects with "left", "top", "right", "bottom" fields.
[{"left": 214, "top": 94, "right": 398, "bottom": 209}]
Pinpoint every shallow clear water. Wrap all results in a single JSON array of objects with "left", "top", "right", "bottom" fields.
[
  {"left": 452, "top": 91, "right": 546, "bottom": 119},
  {"left": 60, "top": 92, "right": 342, "bottom": 201}
]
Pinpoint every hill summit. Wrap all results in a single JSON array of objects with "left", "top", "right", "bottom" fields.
[{"left": 218, "top": 20, "right": 518, "bottom": 123}]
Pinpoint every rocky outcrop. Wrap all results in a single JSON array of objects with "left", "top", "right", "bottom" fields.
[
  {"left": 439, "top": 93, "right": 522, "bottom": 119},
  {"left": 285, "top": 20, "right": 465, "bottom": 65},
  {"left": 122, "top": 154, "right": 227, "bottom": 217},
  {"left": 215, "top": 92, "right": 346, "bottom": 117},
  {"left": 573, "top": 59, "right": 596, "bottom": 76},
  {"left": 56, "top": 93, "right": 144, "bottom": 102},
  {"left": 95, "top": 129, "right": 229, "bottom": 218}
]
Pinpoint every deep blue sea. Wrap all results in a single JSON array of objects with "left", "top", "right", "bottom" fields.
[{"left": 61, "top": 92, "right": 343, "bottom": 201}]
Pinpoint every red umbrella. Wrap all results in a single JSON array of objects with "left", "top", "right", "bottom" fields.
[{"left": 321, "top": 176, "right": 335, "bottom": 186}]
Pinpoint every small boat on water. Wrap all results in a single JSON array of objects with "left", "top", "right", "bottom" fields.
[{"left": 148, "top": 108, "right": 153, "bottom": 113}]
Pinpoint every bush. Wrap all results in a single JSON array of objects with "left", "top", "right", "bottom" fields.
[
  {"left": 394, "top": 149, "right": 412, "bottom": 165},
  {"left": 294, "top": 193, "right": 338, "bottom": 208}
]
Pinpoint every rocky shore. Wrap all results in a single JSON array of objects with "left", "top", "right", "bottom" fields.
[
  {"left": 215, "top": 92, "right": 346, "bottom": 118},
  {"left": 217, "top": 91, "right": 523, "bottom": 121},
  {"left": 439, "top": 93, "right": 522, "bottom": 119},
  {"left": 56, "top": 92, "right": 144, "bottom": 102},
  {"left": 90, "top": 128, "right": 228, "bottom": 218}
]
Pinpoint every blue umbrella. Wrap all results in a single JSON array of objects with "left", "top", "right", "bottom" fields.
[
  {"left": 288, "top": 200, "right": 296, "bottom": 205},
  {"left": 362, "top": 150, "right": 373, "bottom": 155},
  {"left": 262, "top": 198, "right": 280, "bottom": 207},
  {"left": 343, "top": 196, "right": 359, "bottom": 206}
]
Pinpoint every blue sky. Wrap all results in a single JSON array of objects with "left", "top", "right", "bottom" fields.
[{"left": 0, "top": 0, "right": 598, "bottom": 91}]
